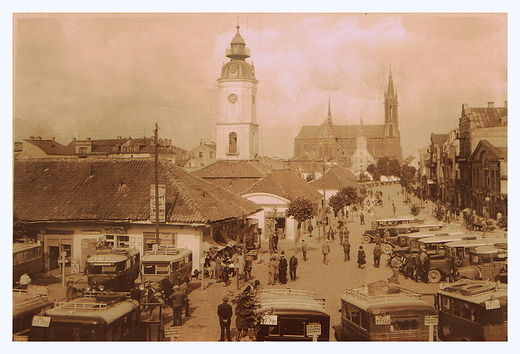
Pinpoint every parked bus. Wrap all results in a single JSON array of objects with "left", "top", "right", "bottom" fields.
[
  {"left": 436, "top": 280, "right": 507, "bottom": 341},
  {"left": 362, "top": 221, "right": 441, "bottom": 247},
  {"left": 85, "top": 248, "right": 140, "bottom": 291},
  {"left": 377, "top": 223, "right": 446, "bottom": 254},
  {"left": 29, "top": 292, "right": 141, "bottom": 341},
  {"left": 140, "top": 246, "right": 193, "bottom": 285},
  {"left": 13, "top": 289, "right": 53, "bottom": 341},
  {"left": 334, "top": 281, "right": 436, "bottom": 341},
  {"left": 256, "top": 289, "right": 330, "bottom": 341},
  {"left": 13, "top": 242, "right": 43, "bottom": 286}
]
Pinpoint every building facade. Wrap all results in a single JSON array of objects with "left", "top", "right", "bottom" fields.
[{"left": 293, "top": 72, "right": 403, "bottom": 166}]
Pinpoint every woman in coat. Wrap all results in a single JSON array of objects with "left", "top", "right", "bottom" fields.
[{"left": 357, "top": 246, "right": 367, "bottom": 269}]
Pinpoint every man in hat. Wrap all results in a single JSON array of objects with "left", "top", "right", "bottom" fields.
[
  {"left": 278, "top": 252, "right": 288, "bottom": 284},
  {"left": 217, "top": 296, "right": 233, "bottom": 341},
  {"left": 322, "top": 240, "right": 331, "bottom": 265},
  {"left": 169, "top": 285, "right": 185, "bottom": 326}
]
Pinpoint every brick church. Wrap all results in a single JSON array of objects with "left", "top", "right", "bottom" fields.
[{"left": 293, "top": 72, "right": 403, "bottom": 173}]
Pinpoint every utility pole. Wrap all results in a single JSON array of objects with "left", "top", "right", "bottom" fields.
[{"left": 154, "top": 123, "right": 160, "bottom": 245}]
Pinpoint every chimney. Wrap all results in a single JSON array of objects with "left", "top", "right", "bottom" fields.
[
  {"left": 51, "top": 137, "right": 55, "bottom": 141},
  {"left": 488, "top": 102, "right": 494, "bottom": 108},
  {"left": 29, "top": 136, "right": 35, "bottom": 140}
]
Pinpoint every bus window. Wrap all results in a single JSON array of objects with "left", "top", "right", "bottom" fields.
[
  {"left": 268, "top": 324, "right": 280, "bottom": 337},
  {"left": 143, "top": 264, "right": 156, "bottom": 274},
  {"left": 156, "top": 264, "right": 168, "bottom": 274},
  {"left": 172, "top": 261, "right": 180, "bottom": 271},
  {"left": 390, "top": 317, "right": 420, "bottom": 331},
  {"left": 282, "top": 318, "right": 306, "bottom": 337}
]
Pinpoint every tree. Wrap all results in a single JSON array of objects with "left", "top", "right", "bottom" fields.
[
  {"left": 13, "top": 213, "right": 28, "bottom": 242},
  {"left": 410, "top": 204, "right": 421, "bottom": 217},
  {"left": 285, "top": 197, "right": 317, "bottom": 240},
  {"left": 339, "top": 186, "right": 361, "bottom": 207},
  {"left": 388, "top": 159, "right": 401, "bottom": 177},
  {"left": 377, "top": 157, "right": 390, "bottom": 176},
  {"left": 329, "top": 192, "right": 347, "bottom": 215}
]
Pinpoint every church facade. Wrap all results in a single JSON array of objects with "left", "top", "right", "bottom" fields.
[{"left": 293, "top": 72, "right": 403, "bottom": 168}]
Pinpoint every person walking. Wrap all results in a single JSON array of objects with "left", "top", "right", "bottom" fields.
[
  {"left": 344, "top": 226, "right": 350, "bottom": 241},
  {"left": 373, "top": 242, "right": 382, "bottom": 268},
  {"left": 360, "top": 212, "right": 365, "bottom": 225},
  {"left": 422, "top": 253, "right": 431, "bottom": 283},
  {"left": 215, "top": 255, "right": 223, "bottom": 283},
  {"left": 179, "top": 279, "right": 190, "bottom": 317},
  {"left": 268, "top": 256, "right": 277, "bottom": 285},
  {"left": 301, "top": 239, "right": 308, "bottom": 262},
  {"left": 342, "top": 238, "right": 351, "bottom": 262},
  {"left": 307, "top": 222, "right": 314, "bottom": 237},
  {"left": 278, "top": 252, "right": 288, "bottom": 284},
  {"left": 289, "top": 254, "right": 298, "bottom": 281},
  {"left": 357, "top": 246, "right": 366, "bottom": 269},
  {"left": 322, "top": 240, "right": 331, "bottom": 265},
  {"left": 244, "top": 254, "right": 253, "bottom": 282},
  {"left": 169, "top": 285, "right": 185, "bottom": 326},
  {"left": 237, "top": 252, "right": 245, "bottom": 282},
  {"left": 217, "top": 296, "right": 233, "bottom": 341},
  {"left": 404, "top": 252, "right": 414, "bottom": 279},
  {"left": 388, "top": 255, "right": 401, "bottom": 284}
]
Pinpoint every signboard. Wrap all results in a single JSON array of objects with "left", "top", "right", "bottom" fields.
[
  {"left": 306, "top": 323, "right": 321, "bottom": 336},
  {"left": 32, "top": 316, "right": 51, "bottom": 327},
  {"left": 165, "top": 326, "right": 181, "bottom": 338},
  {"left": 375, "top": 315, "right": 391, "bottom": 325},
  {"left": 105, "top": 226, "right": 127, "bottom": 234},
  {"left": 150, "top": 184, "right": 166, "bottom": 222},
  {"left": 485, "top": 299, "right": 501, "bottom": 310},
  {"left": 424, "top": 315, "right": 438, "bottom": 326},
  {"left": 261, "top": 314, "right": 278, "bottom": 325}
]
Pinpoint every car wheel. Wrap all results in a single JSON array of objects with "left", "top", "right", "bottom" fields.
[
  {"left": 381, "top": 244, "right": 393, "bottom": 254},
  {"left": 428, "top": 269, "right": 442, "bottom": 283},
  {"left": 362, "top": 235, "right": 371, "bottom": 244}
]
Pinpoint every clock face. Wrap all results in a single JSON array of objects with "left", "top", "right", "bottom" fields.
[{"left": 228, "top": 94, "right": 238, "bottom": 104}]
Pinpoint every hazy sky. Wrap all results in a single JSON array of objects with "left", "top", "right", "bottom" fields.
[{"left": 13, "top": 12, "right": 507, "bottom": 159}]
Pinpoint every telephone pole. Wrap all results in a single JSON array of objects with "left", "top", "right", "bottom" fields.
[{"left": 154, "top": 123, "right": 160, "bottom": 245}]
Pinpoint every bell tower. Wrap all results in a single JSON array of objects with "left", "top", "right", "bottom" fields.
[
  {"left": 216, "top": 25, "right": 259, "bottom": 160},
  {"left": 383, "top": 69, "right": 403, "bottom": 161}
]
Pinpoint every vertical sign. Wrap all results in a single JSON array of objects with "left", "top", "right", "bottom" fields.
[{"left": 150, "top": 184, "right": 166, "bottom": 222}]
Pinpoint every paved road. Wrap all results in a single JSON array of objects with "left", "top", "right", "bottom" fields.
[{"left": 43, "top": 184, "right": 466, "bottom": 341}]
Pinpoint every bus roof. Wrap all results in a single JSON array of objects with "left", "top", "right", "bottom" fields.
[
  {"left": 142, "top": 247, "right": 192, "bottom": 262},
  {"left": 45, "top": 295, "right": 139, "bottom": 325},
  {"left": 374, "top": 217, "right": 416, "bottom": 223},
  {"left": 256, "top": 289, "right": 329, "bottom": 316},
  {"left": 13, "top": 242, "right": 42, "bottom": 253},
  {"left": 445, "top": 237, "right": 508, "bottom": 249},
  {"left": 341, "top": 285, "right": 434, "bottom": 313},
  {"left": 87, "top": 248, "right": 139, "bottom": 263},
  {"left": 438, "top": 280, "right": 507, "bottom": 306},
  {"left": 13, "top": 290, "right": 53, "bottom": 319},
  {"left": 408, "top": 231, "right": 464, "bottom": 240},
  {"left": 418, "top": 234, "right": 478, "bottom": 244},
  {"left": 472, "top": 245, "right": 508, "bottom": 255}
]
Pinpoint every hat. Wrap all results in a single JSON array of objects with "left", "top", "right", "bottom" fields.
[
  {"left": 154, "top": 292, "right": 162, "bottom": 297},
  {"left": 281, "top": 251, "right": 285, "bottom": 255},
  {"left": 222, "top": 296, "right": 229, "bottom": 302},
  {"left": 173, "top": 285, "right": 180, "bottom": 290}
]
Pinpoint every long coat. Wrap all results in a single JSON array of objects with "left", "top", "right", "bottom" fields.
[{"left": 357, "top": 249, "right": 366, "bottom": 265}]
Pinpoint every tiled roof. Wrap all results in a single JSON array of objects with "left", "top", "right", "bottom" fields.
[
  {"left": 310, "top": 166, "right": 358, "bottom": 190},
  {"left": 193, "top": 178, "right": 259, "bottom": 195},
  {"left": 464, "top": 107, "right": 507, "bottom": 129},
  {"left": 24, "top": 139, "right": 72, "bottom": 155},
  {"left": 470, "top": 140, "right": 507, "bottom": 161},
  {"left": 242, "top": 169, "right": 323, "bottom": 203},
  {"left": 14, "top": 158, "right": 261, "bottom": 224},
  {"left": 193, "top": 160, "right": 272, "bottom": 178},
  {"left": 295, "top": 124, "right": 385, "bottom": 140},
  {"left": 430, "top": 133, "right": 449, "bottom": 146}
]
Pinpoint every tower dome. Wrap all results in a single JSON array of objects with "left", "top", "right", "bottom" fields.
[{"left": 219, "top": 25, "right": 256, "bottom": 81}]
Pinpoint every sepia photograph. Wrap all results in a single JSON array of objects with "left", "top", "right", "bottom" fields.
[{"left": 11, "top": 10, "right": 509, "bottom": 343}]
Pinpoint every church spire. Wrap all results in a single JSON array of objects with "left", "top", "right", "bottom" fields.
[
  {"left": 327, "top": 98, "right": 332, "bottom": 124},
  {"left": 226, "top": 24, "right": 250, "bottom": 61},
  {"left": 359, "top": 111, "right": 364, "bottom": 136},
  {"left": 386, "top": 68, "right": 396, "bottom": 99}
]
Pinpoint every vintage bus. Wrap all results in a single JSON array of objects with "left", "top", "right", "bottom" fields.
[
  {"left": 13, "top": 242, "right": 43, "bottom": 286},
  {"left": 29, "top": 292, "right": 141, "bottom": 341},
  {"left": 448, "top": 244, "right": 507, "bottom": 282},
  {"left": 140, "top": 246, "right": 193, "bottom": 285},
  {"left": 436, "top": 280, "right": 507, "bottom": 341},
  {"left": 13, "top": 289, "right": 53, "bottom": 341},
  {"left": 85, "top": 248, "right": 140, "bottom": 291},
  {"left": 362, "top": 221, "right": 442, "bottom": 247},
  {"left": 256, "top": 289, "right": 330, "bottom": 341},
  {"left": 377, "top": 223, "right": 446, "bottom": 254},
  {"left": 334, "top": 281, "right": 436, "bottom": 341}
]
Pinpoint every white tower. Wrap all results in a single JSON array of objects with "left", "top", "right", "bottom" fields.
[
  {"left": 216, "top": 25, "right": 259, "bottom": 160},
  {"left": 351, "top": 113, "right": 375, "bottom": 175}
]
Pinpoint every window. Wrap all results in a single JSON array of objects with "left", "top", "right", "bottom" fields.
[
  {"left": 390, "top": 316, "right": 420, "bottom": 331},
  {"left": 229, "top": 132, "right": 237, "bottom": 154},
  {"left": 281, "top": 318, "right": 306, "bottom": 337},
  {"left": 199, "top": 152, "right": 203, "bottom": 158}
]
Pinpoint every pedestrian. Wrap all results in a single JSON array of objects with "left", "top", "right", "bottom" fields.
[
  {"left": 328, "top": 226, "right": 335, "bottom": 240},
  {"left": 19, "top": 272, "right": 31, "bottom": 290},
  {"left": 289, "top": 254, "right": 298, "bottom": 281},
  {"left": 278, "top": 252, "right": 288, "bottom": 284},
  {"left": 360, "top": 212, "right": 365, "bottom": 225},
  {"left": 237, "top": 252, "right": 245, "bottom": 282},
  {"left": 375, "top": 229, "right": 382, "bottom": 244},
  {"left": 422, "top": 253, "right": 431, "bottom": 283},
  {"left": 217, "top": 296, "right": 233, "bottom": 341},
  {"left": 66, "top": 277, "right": 77, "bottom": 301},
  {"left": 160, "top": 276, "right": 174, "bottom": 304},
  {"left": 179, "top": 279, "right": 190, "bottom": 317},
  {"left": 244, "top": 254, "right": 253, "bottom": 282},
  {"left": 388, "top": 255, "right": 401, "bottom": 284},
  {"left": 209, "top": 257, "right": 216, "bottom": 279},
  {"left": 402, "top": 253, "right": 412, "bottom": 279},
  {"left": 268, "top": 256, "right": 277, "bottom": 285},
  {"left": 169, "top": 285, "right": 185, "bottom": 326},
  {"left": 338, "top": 225, "right": 344, "bottom": 244},
  {"left": 273, "top": 233, "right": 279, "bottom": 252},
  {"left": 357, "top": 246, "right": 366, "bottom": 269},
  {"left": 413, "top": 253, "right": 421, "bottom": 282},
  {"left": 342, "top": 238, "right": 351, "bottom": 262},
  {"left": 215, "top": 255, "right": 223, "bottom": 283},
  {"left": 373, "top": 242, "right": 382, "bottom": 268},
  {"left": 301, "top": 239, "right": 308, "bottom": 262},
  {"left": 307, "top": 221, "right": 314, "bottom": 237},
  {"left": 322, "top": 240, "right": 331, "bottom": 265}
]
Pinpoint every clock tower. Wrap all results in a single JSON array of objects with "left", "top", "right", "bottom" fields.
[{"left": 216, "top": 25, "right": 259, "bottom": 160}]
